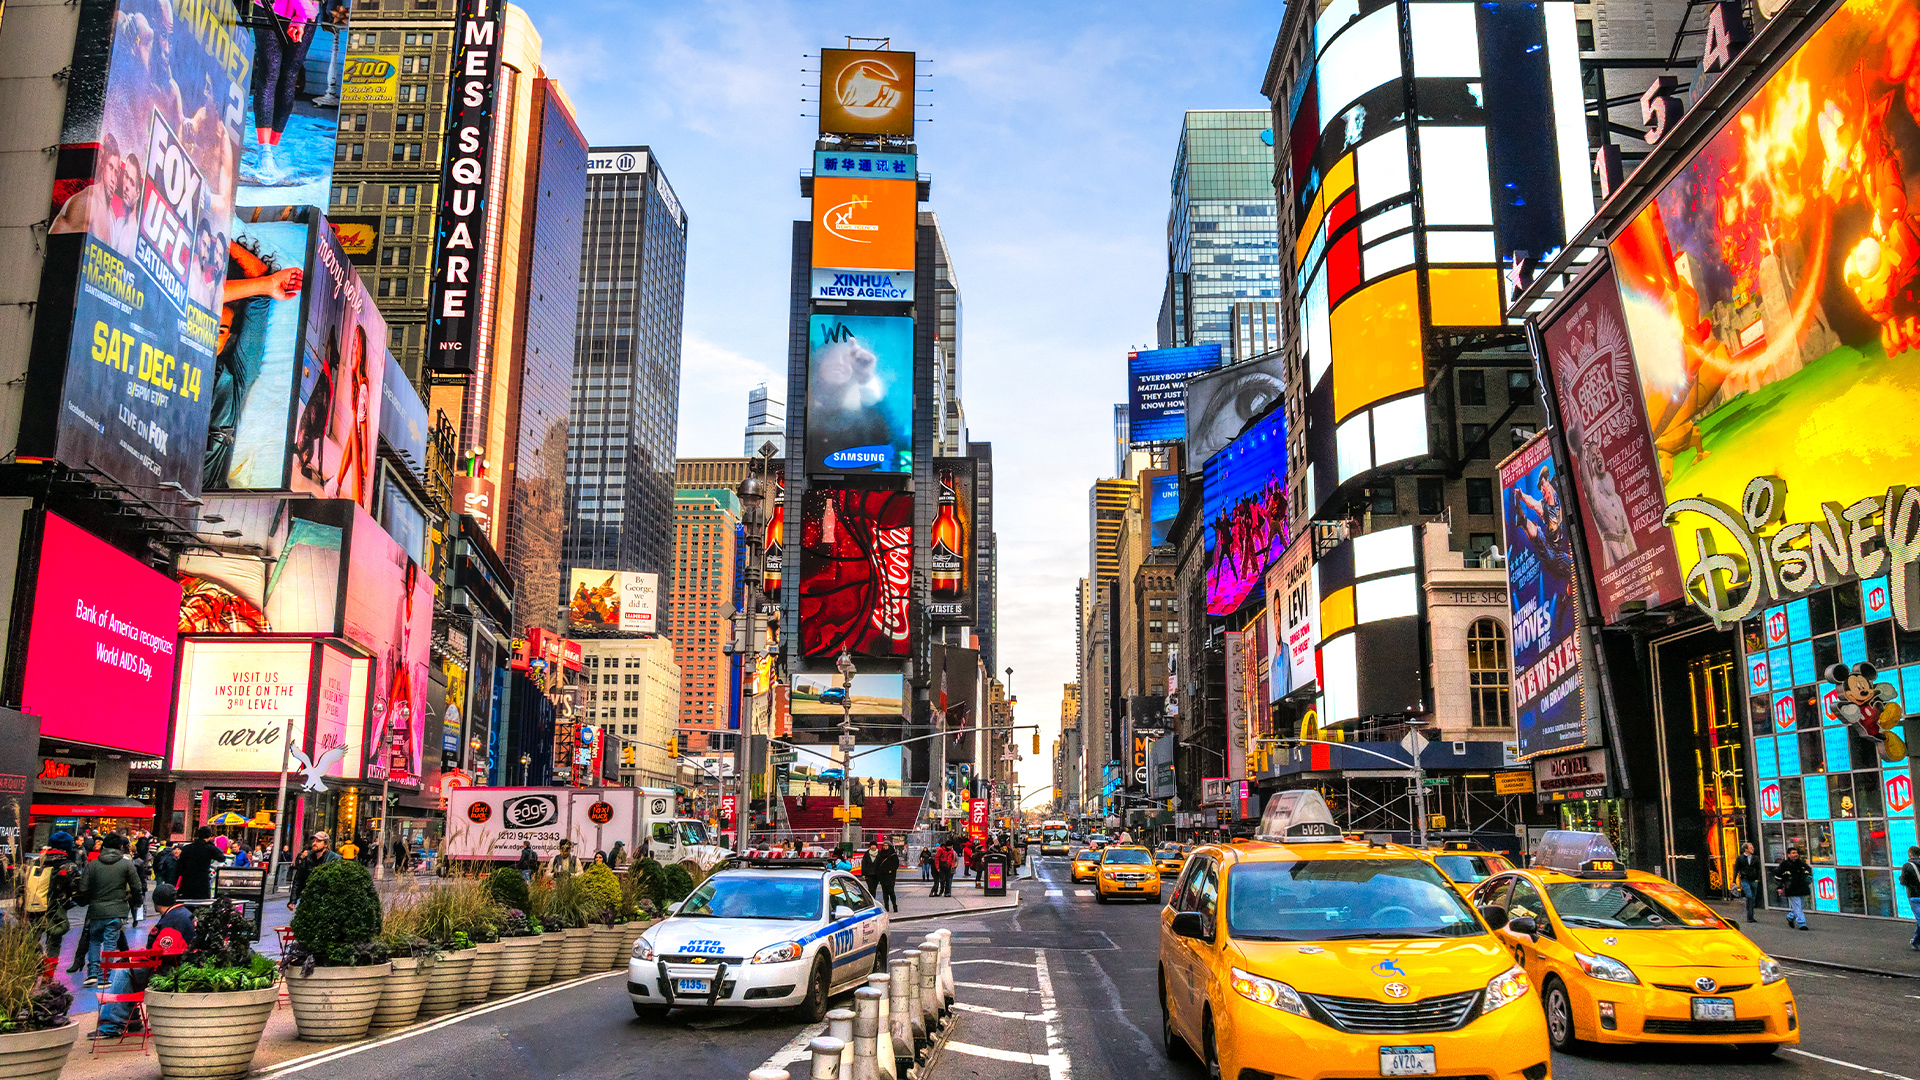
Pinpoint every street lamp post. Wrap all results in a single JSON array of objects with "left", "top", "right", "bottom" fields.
[
  {"left": 729, "top": 445, "right": 777, "bottom": 850},
  {"left": 836, "top": 650, "right": 856, "bottom": 849}
]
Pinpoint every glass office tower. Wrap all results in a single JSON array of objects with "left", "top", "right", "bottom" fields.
[{"left": 1157, "top": 110, "right": 1280, "bottom": 352}]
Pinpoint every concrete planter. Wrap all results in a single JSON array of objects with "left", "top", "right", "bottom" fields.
[
  {"left": 369, "top": 955, "right": 431, "bottom": 1032},
  {"left": 0, "top": 1022, "right": 78, "bottom": 1080},
  {"left": 461, "top": 942, "right": 503, "bottom": 1004},
  {"left": 493, "top": 936, "right": 540, "bottom": 995},
  {"left": 586, "top": 925, "right": 623, "bottom": 971},
  {"left": 616, "top": 921, "right": 651, "bottom": 968},
  {"left": 416, "top": 949, "right": 473, "bottom": 1017},
  {"left": 551, "top": 928, "right": 589, "bottom": 981},
  {"left": 526, "top": 932, "right": 559, "bottom": 987},
  {"left": 145, "top": 986, "right": 277, "bottom": 1080},
  {"left": 286, "top": 962, "right": 391, "bottom": 1042}
]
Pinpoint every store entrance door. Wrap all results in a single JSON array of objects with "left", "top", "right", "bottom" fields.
[{"left": 1651, "top": 625, "right": 1749, "bottom": 898}]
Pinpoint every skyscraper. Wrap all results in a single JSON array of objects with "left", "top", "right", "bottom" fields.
[
  {"left": 1157, "top": 110, "right": 1280, "bottom": 351},
  {"left": 672, "top": 489, "right": 742, "bottom": 753},
  {"left": 563, "top": 146, "right": 688, "bottom": 633},
  {"left": 922, "top": 212, "right": 966, "bottom": 457},
  {"left": 743, "top": 385, "right": 785, "bottom": 457}
]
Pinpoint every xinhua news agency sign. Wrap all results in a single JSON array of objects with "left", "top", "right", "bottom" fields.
[{"left": 426, "top": 0, "right": 504, "bottom": 375}]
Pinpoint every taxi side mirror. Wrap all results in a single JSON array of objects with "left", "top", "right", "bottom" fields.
[
  {"left": 1169, "top": 911, "right": 1211, "bottom": 942},
  {"left": 1478, "top": 905, "right": 1509, "bottom": 929},
  {"left": 1507, "top": 915, "right": 1539, "bottom": 940}
]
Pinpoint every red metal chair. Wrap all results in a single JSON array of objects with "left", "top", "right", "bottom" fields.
[
  {"left": 274, "top": 926, "right": 295, "bottom": 1008},
  {"left": 90, "top": 949, "right": 163, "bottom": 1055}
]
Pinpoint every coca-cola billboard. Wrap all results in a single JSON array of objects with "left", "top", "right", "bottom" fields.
[{"left": 798, "top": 487, "right": 913, "bottom": 657}]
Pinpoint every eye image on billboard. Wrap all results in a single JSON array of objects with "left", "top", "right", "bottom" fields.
[
  {"left": 805, "top": 314, "right": 913, "bottom": 475},
  {"left": 930, "top": 458, "right": 976, "bottom": 623},
  {"left": 811, "top": 176, "right": 917, "bottom": 273},
  {"left": 289, "top": 219, "right": 387, "bottom": 508},
  {"left": 178, "top": 498, "right": 354, "bottom": 635},
  {"left": 1609, "top": 0, "right": 1920, "bottom": 578},
  {"left": 1185, "top": 352, "right": 1285, "bottom": 472},
  {"left": 237, "top": 8, "right": 344, "bottom": 208},
  {"left": 208, "top": 207, "right": 312, "bottom": 491},
  {"left": 33, "top": 0, "right": 252, "bottom": 503},
  {"left": 1203, "top": 408, "right": 1289, "bottom": 616},
  {"left": 818, "top": 48, "right": 915, "bottom": 138},
  {"left": 1128, "top": 344, "right": 1221, "bottom": 445},
  {"left": 798, "top": 488, "right": 913, "bottom": 658}
]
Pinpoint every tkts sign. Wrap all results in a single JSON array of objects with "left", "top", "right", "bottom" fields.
[
  {"left": 1665, "top": 475, "right": 1920, "bottom": 631},
  {"left": 427, "top": 0, "right": 504, "bottom": 375}
]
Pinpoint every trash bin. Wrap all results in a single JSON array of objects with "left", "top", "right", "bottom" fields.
[{"left": 982, "top": 852, "right": 1010, "bottom": 897}]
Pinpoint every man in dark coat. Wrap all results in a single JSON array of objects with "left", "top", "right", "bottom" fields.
[
  {"left": 1776, "top": 846, "right": 1813, "bottom": 930},
  {"left": 861, "top": 835, "right": 900, "bottom": 913},
  {"left": 75, "top": 834, "right": 141, "bottom": 986},
  {"left": 173, "top": 827, "right": 223, "bottom": 901}
]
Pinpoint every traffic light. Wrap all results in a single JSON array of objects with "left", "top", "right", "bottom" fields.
[
  {"left": 668, "top": 734, "right": 680, "bottom": 758},
  {"left": 1032, "top": 730, "right": 1040, "bottom": 755}
]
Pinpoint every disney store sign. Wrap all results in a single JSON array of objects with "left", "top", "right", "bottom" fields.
[{"left": 1665, "top": 475, "right": 1920, "bottom": 630}]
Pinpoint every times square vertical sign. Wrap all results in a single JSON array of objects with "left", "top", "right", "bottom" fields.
[{"left": 427, "top": 0, "right": 504, "bottom": 375}]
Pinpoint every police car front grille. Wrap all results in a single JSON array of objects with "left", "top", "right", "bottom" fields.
[
  {"left": 664, "top": 955, "right": 744, "bottom": 966},
  {"left": 1304, "top": 989, "right": 1482, "bottom": 1033}
]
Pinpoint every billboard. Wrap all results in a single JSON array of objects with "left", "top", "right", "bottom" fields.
[
  {"left": 810, "top": 176, "right": 917, "bottom": 274},
  {"left": 340, "top": 53, "right": 401, "bottom": 105},
  {"left": 1224, "top": 631, "right": 1247, "bottom": 781},
  {"left": 378, "top": 351, "right": 430, "bottom": 473},
  {"left": 343, "top": 507, "right": 432, "bottom": 787},
  {"left": 427, "top": 0, "right": 505, "bottom": 375},
  {"left": 930, "top": 458, "right": 976, "bottom": 623},
  {"left": 798, "top": 488, "right": 913, "bottom": 658},
  {"left": 1500, "top": 434, "right": 1591, "bottom": 759},
  {"left": 170, "top": 639, "right": 368, "bottom": 778},
  {"left": 1148, "top": 473, "right": 1180, "bottom": 549},
  {"left": 290, "top": 209, "right": 388, "bottom": 507},
  {"left": 13, "top": 512, "right": 180, "bottom": 756},
  {"left": 237, "top": 11, "right": 344, "bottom": 209},
  {"left": 1265, "top": 535, "right": 1318, "bottom": 699},
  {"left": 811, "top": 269, "right": 914, "bottom": 302},
  {"left": 567, "top": 569, "right": 658, "bottom": 634},
  {"left": 818, "top": 48, "right": 915, "bottom": 138},
  {"left": 1184, "top": 352, "right": 1286, "bottom": 473},
  {"left": 789, "top": 673, "right": 905, "bottom": 716},
  {"left": 330, "top": 216, "right": 380, "bottom": 264},
  {"left": 813, "top": 149, "right": 915, "bottom": 179},
  {"left": 1538, "top": 264, "right": 1682, "bottom": 623},
  {"left": 178, "top": 498, "right": 354, "bottom": 635},
  {"left": 1203, "top": 407, "right": 1289, "bottom": 616},
  {"left": 1128, "top": 344, "right": 1221, "bottom": 445},
  {"left": 804, "top": 314, "right": 913, "bottom": 475},
  {"left": 1314, "top": 524, "right": 1427, "bottom": 724},
  {"left": 30, "top": 0, "right": 252, "bottom": 506},
  {"left": 209, "top": 207, "right": 313, "bottom": 491}
]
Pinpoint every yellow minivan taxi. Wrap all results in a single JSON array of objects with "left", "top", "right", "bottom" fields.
[
  {"left": 1159, "top": 791, "right": 1550, "bottom": 1080},
  {"left": 1072, "top": 849, "right": 1101, "bottom": 882},
  {"left": 1096, "top": 846, "right": 1162, "bottom": 901},
  {"left": 1470, "top": 831, "right": 1796, "bottom": 1058},
  {"left": 1428, "top": 845, "right": 1517, "bottom": 901}
]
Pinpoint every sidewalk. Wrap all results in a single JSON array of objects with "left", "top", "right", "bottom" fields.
[
  {"left": 1707, "top": 899, "right": 1920, "bottom": 978},
  {"left": 889, "top": 878, "right": 1022, "bottom": 922}
]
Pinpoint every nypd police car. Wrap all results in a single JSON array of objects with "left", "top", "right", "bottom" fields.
[{"left": 628, "top": 861, "right": 890, "bottom": 1021}]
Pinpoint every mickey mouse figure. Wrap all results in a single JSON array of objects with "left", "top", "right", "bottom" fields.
[{"left": 1823, "top": 662, "right": 1910, "bottom": 762}]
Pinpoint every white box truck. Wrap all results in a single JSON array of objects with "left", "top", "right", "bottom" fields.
[{"left": 444, "top": 787, "right": 729, "bottom": 869}]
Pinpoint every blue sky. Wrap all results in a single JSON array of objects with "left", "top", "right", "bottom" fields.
[{"left": 522, "top": 0, "right": 1283, "bottom": 799}]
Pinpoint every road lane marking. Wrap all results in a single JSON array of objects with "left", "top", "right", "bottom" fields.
[
  {"left": 1046, "top": 889, "right": 1063, "bottom": 897},
  {"left": 761, "top": 1020, "right": 831, "bottom": 1070},
  {"left": 954, "top": 958, "right": 1038, "bottom": 969},
  {"left": 946, "top": 1041, "right": 1065, "bottom": 1066},
  {"left": 956, "top": 981, "right": 1037, "bottom": 993},
  {"left": 1075, "top": 889, "right": 1092, "bottom": 897},
  {"left": 1034, "top": 948, "right": 1072, "bottom": 1080},
  {"left": 954, "top": 1002, "right": 1055, "bottom": 1021},
  {"left": 1784, "top": 1050, "right": 1916, "bottom": 1079}
]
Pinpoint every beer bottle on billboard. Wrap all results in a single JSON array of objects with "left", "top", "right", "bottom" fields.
[
  {"left": 931, "top": 471, "right": 963, "bottom": 598},
  {"left": 765, "top": 476, "right": 785, "bottom": 597}
]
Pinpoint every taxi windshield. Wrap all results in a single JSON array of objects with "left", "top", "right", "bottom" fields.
[
  {"left": 1433, "top": 854, "right": 1514, "bottom": 883},
  {"left": 678, "top": 876, "right": 821, "bottom": 920},
  {"left": 1104, "top": 849, "right": 1153, "bottom": 865},
  {"left": 1544, "top": 879, "right": 1725, "bottom": 929},
  {"left": 1226, "top": 859, "right": 1482, "bottom": 940},
  {"left": 1156, "top": 847, "right": 1184, "bottom": 859}
]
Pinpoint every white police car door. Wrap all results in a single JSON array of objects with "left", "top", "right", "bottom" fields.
[{"left": 828, "top": 875, "right": 880, "bottom": 979}]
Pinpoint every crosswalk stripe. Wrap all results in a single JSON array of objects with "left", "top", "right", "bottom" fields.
[
  {"left": 1075, "top": 889, "right": 1092, "bottom": 897},
  {"left": 1046, "top": 889, "right": 1063, "bottom": 897}
]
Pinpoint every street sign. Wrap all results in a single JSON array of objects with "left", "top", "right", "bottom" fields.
[
  {"left": 1399, "top": 729, "right": 1430, "bottom": 760},
  {"left": 1493, "top": 771, "right": 1535, "bottom": 795},
  {"left": 1421, "top": 777, "right": 1449, "bottom": 787}
]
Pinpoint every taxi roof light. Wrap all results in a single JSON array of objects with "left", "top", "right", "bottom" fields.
[
  {"left": 1534, "top": 831, "right": 1627, "bottom": 877},
  {"left": 1253, "top": 790, "right": 1343, "bottom": 843}
]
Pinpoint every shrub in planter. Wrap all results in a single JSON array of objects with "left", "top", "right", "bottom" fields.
[
  {"left": 576, "top": 864, "right": 623, "bottom": 922},
  {"left": 371, "top": 896, "right": 436, "bottom": 1032},
  {"left": 0, "top": 919, "right": 76, "bottom": 1080},
  {"left": 283, "top": 861, "right": 391, "bottom": 1042},
  {"left": 486, "top": 867, "right": 531, "bottom": 912},
  {"left": 146, "top": 900, "right": 278, "bottom": 1080}
]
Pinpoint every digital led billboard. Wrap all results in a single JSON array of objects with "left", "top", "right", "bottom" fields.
[
  {"left": 14, "top": 513, "right": 180, "bottom": 756},
  {"left": 178, "top": 498, "right": 354, "bottom": 635},
  {"left": 1314, "top": 525, "right": 1426, "bottom": 725},
  {"left": 210, "top": 207, "right": 312, "bottom": 492},
  {"left": 1148, "top": 473, "right": 1180, "bottom": 549},
  {"left": 811, "top": 176, "right": 917, "bottom": 274},
  {"left": 798, "top": 488, "right": 913, "bottom": 658},
  {"left": 1128, "top": 344, "right": 1220, "bottom": 446},
  {"left": 289, "top": 219, "right": 388, "bottom": 508},
  {"left": 1184, "top": 352, "right": 1285, "bottom": 473},
  {"left": 1202, "top": 408, "right": 1289, "bottom": 616},
  {"left": 171, "top": 639, "right": 369, "bottom": 777},
  {"left": 818, "top": 48, "right": 915, "bottom": 138},
  {"left": 805, "top": 314, "right": 913, "bottom": 475},
  {"left": 29, "top": 0, "right": 252, "bottom": 506},
  {"left": 237, "top": 11, "right": 343, "bottom": 209},
  {"left": 1500, "top": 434, "right": 1591, "bottom": 759},
  {"left": 427, "top": 0, "right": 504, "bottom": 375},
  {"left": 567, "top": 569, "right": 658, "bottom": 634},
  {"left": 343, "top": 507, "right": 431, "bottom": 787},
  {"left": 790, "top": 673, "right": 905, "bottom": 716},
  {"left": 930, "top": 458, "right": 976, "bottom": 624}
]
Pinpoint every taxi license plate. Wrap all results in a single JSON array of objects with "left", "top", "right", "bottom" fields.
[
  {"left": 1692, "top": 997, "right": 1736, "bottom": 1021},
  {"left": 674, "top": 978, "right": 710, "bottom": 995},
  {"left": 1380, "top": 1046, "right": 1436, "bottom": 1076}
]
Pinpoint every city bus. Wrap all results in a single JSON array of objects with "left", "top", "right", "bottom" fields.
[{"left": 1039, "top": 819, "right": 1072, "bottom": 856}]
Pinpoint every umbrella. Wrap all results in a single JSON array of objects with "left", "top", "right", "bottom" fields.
[{"left": 206, "top": 812, "right": 248, "bottom": 826}]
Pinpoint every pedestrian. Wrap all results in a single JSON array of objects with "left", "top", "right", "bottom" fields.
[
  {"left": 917, "top": 847, "right": 932, "bottom": 883},
  {"left": 337, "top": 834, "right": 360, "bottom": 862},
  {"left": 174, "top": 827, "right": 224, "bottom": 901},
  {"left": 22, "top": 847, "right": 76, "bottom": 961},
  {"left": 517, "top": 841, "right": 539, "bottom": 883},
  {"left": 75, "top": 833, "right": 141, "bottom": 987},
  {"left": 1776, "top": 845, "right": 1813, "bottom": 930},
  {"left": 290, "top": 831, "right": 341, "bottom": 907},
  {"left": 592, "top": 851, "right": 607, "bottom": 866},
  {"left": 1901, "top": 845, "right": 1920, "bottom": 952},
  {"left": 547, "top": 840, "right": 582, "bottom": 880},
  {"left": 1732, "top": 842, "right": 1763, "bottom": 923},
  {"left": 90, "top": 883, "right": 196, "bottom": 1041},
  {"left": 392, "top": 837, "right": 409, "bottom": 872},
  {"left": 609, "top": 840, "right": 627, "bottom": 869},
  {"left": 153, "top": 844, "right": 179, "bottom": 892},
  {"left": 862, "top": 835, "right": 900, "bottom": 913},
  {"left": 47, "top": 831, "right": 75, "bottom": 860}
]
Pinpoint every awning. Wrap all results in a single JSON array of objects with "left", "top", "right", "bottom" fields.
[{"left": 30, "top": 794, "right": 155, "bottom": 819}]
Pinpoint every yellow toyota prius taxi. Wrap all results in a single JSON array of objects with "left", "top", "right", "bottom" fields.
[
  {"left": 1427, "top": 844, "right": 1517, "bottom": 902},
  {"left": 1159, "top": 791, "right": 1550, "bottom": 1080},
  {"left": 1470, "top": 832, "right": 1796, "bottom": 1059},
  {"left": 1072, "top": 848, "right": 1101, "bottom": 883}
]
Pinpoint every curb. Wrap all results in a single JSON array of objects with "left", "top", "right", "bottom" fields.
[
  {"left": 1771, "top": 953, "right": 1920, "bottom": 980},
  {"left": 891, "top": 892, "right": 1021, "bottom": 923}
]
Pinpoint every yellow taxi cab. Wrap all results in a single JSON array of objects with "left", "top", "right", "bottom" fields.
[
  {"left": 1071, "top": 848, "right": 1101, "bottom": 883},
  {"left": 1096, "top": 846, "right": 1162, "bottom": 902},
  {"left": 1159, "top": 791, "right": 1549, "bottom": 1080},
  {"left": 1426, "top": 842, "right": 1517, "bottom": 901},
  {"left": 1155, "top": 844, "right": 1190, "bottom": 878},
  {"left": 1469, "top": 831, "right": 1796, "bottom": 1059}
]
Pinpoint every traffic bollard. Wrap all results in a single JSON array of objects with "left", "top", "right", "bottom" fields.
[
  {"left": 809, "top": 1036, "right": 845, "bottom": 1080},
  {"left": 933, "top": 930, "right": 954, "bottom": 1007},
  {"left": 827, "top": 1008, "right": 855, "bottom": 1072},
  {"left": 916, "top": 944, "right": 942, "bottom": 1031},
  {"left": 887, "top": 953, "right": 925, "bottom": 1045},
  {"left": 748, "top": 1070, "right": 790, "bottom": 1080},
  {"left": 866, "top": 973, "right": 899, "bottom": 1080},
  {"left": 850, "top": 987, "right": 883, "bottom": 1080}
]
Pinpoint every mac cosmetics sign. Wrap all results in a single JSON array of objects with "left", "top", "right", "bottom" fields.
[{"left": 426, "top": 0, "right": 504, "bottom": 375}]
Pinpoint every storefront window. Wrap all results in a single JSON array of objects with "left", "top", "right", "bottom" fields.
[
  {"left": 1684, "top": 650, "right": 1748, "bottom": 895},
  {"left": 1558, "top": 798, "right": 1632, "bottom": 866},
  {"left": 1744, "top": 579, "right": 1920, "bottom": 918}
]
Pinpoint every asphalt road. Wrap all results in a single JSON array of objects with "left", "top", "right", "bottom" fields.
[{"left": 241, "top": 855, "right": 1919, "bottom": 1080}]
